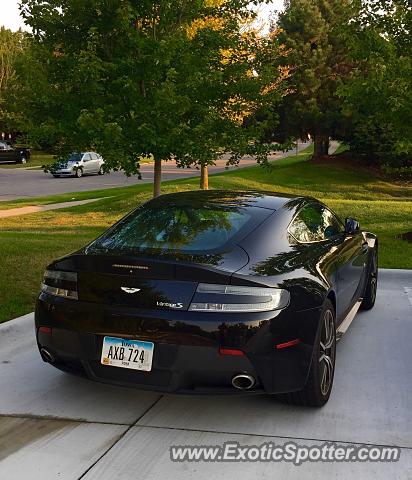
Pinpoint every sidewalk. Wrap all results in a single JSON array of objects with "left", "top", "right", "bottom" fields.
[{"left": 0, "top": 198, "right": 102, "bottom": 219}]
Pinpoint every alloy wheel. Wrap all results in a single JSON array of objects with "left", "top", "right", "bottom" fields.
[
  {"left": 371, "top": 252, "right": 378, "bottom": 302},
  {"left": 319, "top": 309, "right": 335, "bottom": 396},
  {"left": 370, "top": 277, "right": 377, "bottom": 304}
]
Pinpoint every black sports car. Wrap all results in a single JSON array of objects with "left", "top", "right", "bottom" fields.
[{"left": 35, "top": 191, "right": 378, "bottom": 406}]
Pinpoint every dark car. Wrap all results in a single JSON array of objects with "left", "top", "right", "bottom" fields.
[
  {"left": 35, "top": 191, "right": 378, "bottom": 407},
  {"left": 0, "top": 141, "right": 31, "bottom": 164}
]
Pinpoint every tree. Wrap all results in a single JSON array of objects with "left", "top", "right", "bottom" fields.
[
  {"left": 19, "top": 0, "right": 284, "bottom": 196},
  {"left": 274, "top": 0, "right": 358, "bottom": 158},
  {"left": 0, "top": 28, "right": 26, "bottom": 136},
  {"left": 358, "top": 0, "right": 411, "bottom": 54},
  {"left": 173, "top": 22, "right": 286, "bottom": 189},
  {"left": 337, "top": 0, "right": 412, "bottom": 166}
]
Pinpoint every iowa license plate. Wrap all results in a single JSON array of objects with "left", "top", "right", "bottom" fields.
[{"left": 101, "top": 336, "right": 154, "bottom": 371}]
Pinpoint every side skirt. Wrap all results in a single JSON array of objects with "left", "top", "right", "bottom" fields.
[{"left": 336, "top": 299, "right": 363, "bottom": 342}]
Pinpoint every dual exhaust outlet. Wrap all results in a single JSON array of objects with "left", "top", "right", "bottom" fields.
[
  {"left": 40, "top": 348, "right": 55, "bottom": 364},
  {"left": 231, "top": 373, "right": 255, "bottom": 390}
]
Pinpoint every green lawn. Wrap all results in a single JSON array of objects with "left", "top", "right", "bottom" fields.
[{"left": 0, "top": 148, "right": 411, "bottom": 323}]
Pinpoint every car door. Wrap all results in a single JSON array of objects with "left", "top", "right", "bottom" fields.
[
  {"left": 298, "top": 203, "right": 367, "bottom": 320},
  {"left": 334, "top": 228, "right": 368, "bottom": 319},
  {"left": 82, "top": 153, "right": 93, "bottom": 174},
  {"left": 0, "top": 142, "right": 7, "bottom": 162},
  {"left": 89, "top": 153, "right": 100, "bottom": 173},
  {"left": 0, "top": 142, "right": 13, "bottom": 162},
  {"left": 288, "top": 203, "right": 352, "bottom": 319},
  {"left": 6, "top": 143, "right": 18, "bottom": 162}
]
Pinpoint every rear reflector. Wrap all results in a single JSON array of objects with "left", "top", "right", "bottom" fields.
[
  {"left": 38, "top": 326, "right": 52, "bottom": 334},
  {"left": 219, "top": 347, "right": 244, "bottom": 356},
  {"left": 276, "top": 338, "right": 301, "bottom": 349}
]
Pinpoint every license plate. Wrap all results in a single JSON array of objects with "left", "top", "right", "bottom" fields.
[{"left": 101, "top": 336, "right": 154, "bottom": 371}]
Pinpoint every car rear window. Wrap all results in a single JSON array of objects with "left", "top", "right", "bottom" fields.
[{"left": 87, "top": 204, "right": 271, "bottom": 254}]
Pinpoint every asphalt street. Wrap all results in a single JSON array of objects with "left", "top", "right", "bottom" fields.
[
  {"left": 0, "top": 269, "right": 411, "bottom": 479},
  {"left": 0, "top": 142, "right": 312, "bottom": 201}
]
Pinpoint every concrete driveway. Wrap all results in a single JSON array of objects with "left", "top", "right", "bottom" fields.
[
  {"left": 0, "top": 143, "right": 312, "bottom": 201},
  {"left": 0, "top": 269, "right": 411, "bottom": 479}
]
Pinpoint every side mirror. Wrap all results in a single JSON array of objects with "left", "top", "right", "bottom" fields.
[{"left": 345, "top": 217, "right": 360, "bottom": 235}]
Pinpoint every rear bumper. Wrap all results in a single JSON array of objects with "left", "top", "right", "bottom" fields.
[
  {"left": 37, "top": 327, "right": 264, "bottom": 394},
  {"left": 35, "top": 293, "right": 322, "bottom": 395}
]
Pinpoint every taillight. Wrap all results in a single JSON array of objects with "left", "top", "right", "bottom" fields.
[
  {"left": 38, "top": 326, "right": 52, "bottom": 334},
  {"left": 188, "top": 284, "right": 289, "bottom": 313},
  {"left": 41, "top": 270, "right": 78, "bottom": 300}
]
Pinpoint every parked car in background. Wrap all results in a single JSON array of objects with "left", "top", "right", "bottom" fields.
[
  {"left": 47, "top": 152, "right": 105, "bottom": 178},
  {"left": 0, "top": 141, "right": 31, "bottom": 164}
]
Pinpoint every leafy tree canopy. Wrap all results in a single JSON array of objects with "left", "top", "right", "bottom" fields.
[
  {"left": 274, "top": 0, "right": 358, "bottom": 158},
  {"left": 0, "top": 27, "right": 27, "bottom": 136},
  {"left": 337, "top": 0, "right": 412, "bottom": 165},
  {"left": 18, "top": 0, "right": 285, "bottom": 195}
]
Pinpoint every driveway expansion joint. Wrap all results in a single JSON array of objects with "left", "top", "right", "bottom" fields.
[
  {"left": 77, "top": 395, "right": 164, "bottom": 480},
  {"left": 133, "top": 423, "right": 412, "bottom": 451}
]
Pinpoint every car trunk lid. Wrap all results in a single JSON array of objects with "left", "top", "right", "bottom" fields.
[{"left": 53, "top": 246, "right": 249, "bottom": 311}]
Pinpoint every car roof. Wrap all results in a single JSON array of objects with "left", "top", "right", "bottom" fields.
[
  {"left": 149, "top": 190, "right": 315, "bottom": 211},
  {"left": 70, "top": 152, "right": 98, "bottom": 156}
]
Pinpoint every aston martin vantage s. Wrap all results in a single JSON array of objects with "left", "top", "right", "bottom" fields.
[{"left": 35, "top": 191, "right": 378, "bottom": 406}]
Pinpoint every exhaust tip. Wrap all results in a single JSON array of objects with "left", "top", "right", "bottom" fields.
[
  {"left": 232, "top": 373, "right": 256, "bottom": 390},
  {"left": 40, "top": 348, "right": 55, "bottom": 364}
]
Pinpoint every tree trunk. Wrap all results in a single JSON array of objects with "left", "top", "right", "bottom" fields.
[
  {"left": 323, "top": 137, "right": 330, "bottom": 155},
  {"left": 153, "top": 157, "right": 162, "bottom": 197},
  {"left": 200, "top": 164, "right": 209, "bottom": 190},
  {"left": 313, "top": 134, "right": 329, "bottom": 159}
]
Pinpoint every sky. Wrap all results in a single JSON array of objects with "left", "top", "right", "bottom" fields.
[{"left": 1, "top": 0, "right": 285, "bottom": 31}]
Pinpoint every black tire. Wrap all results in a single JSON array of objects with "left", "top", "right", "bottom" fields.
[
  {"left": 75, "top": 168, "right": 83, "bottom": 178},
  {"left": 52, "top": 174, "right": 60, "bottom": 178},
  {"left": 280, "top": 299, "right": 336, "bottom": 407},
  {"left": 360, "top": 250, "right": 378, "bottom": 311},
  {"left": 98, "top": 166, "right": 104, "bottom": 175}
]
